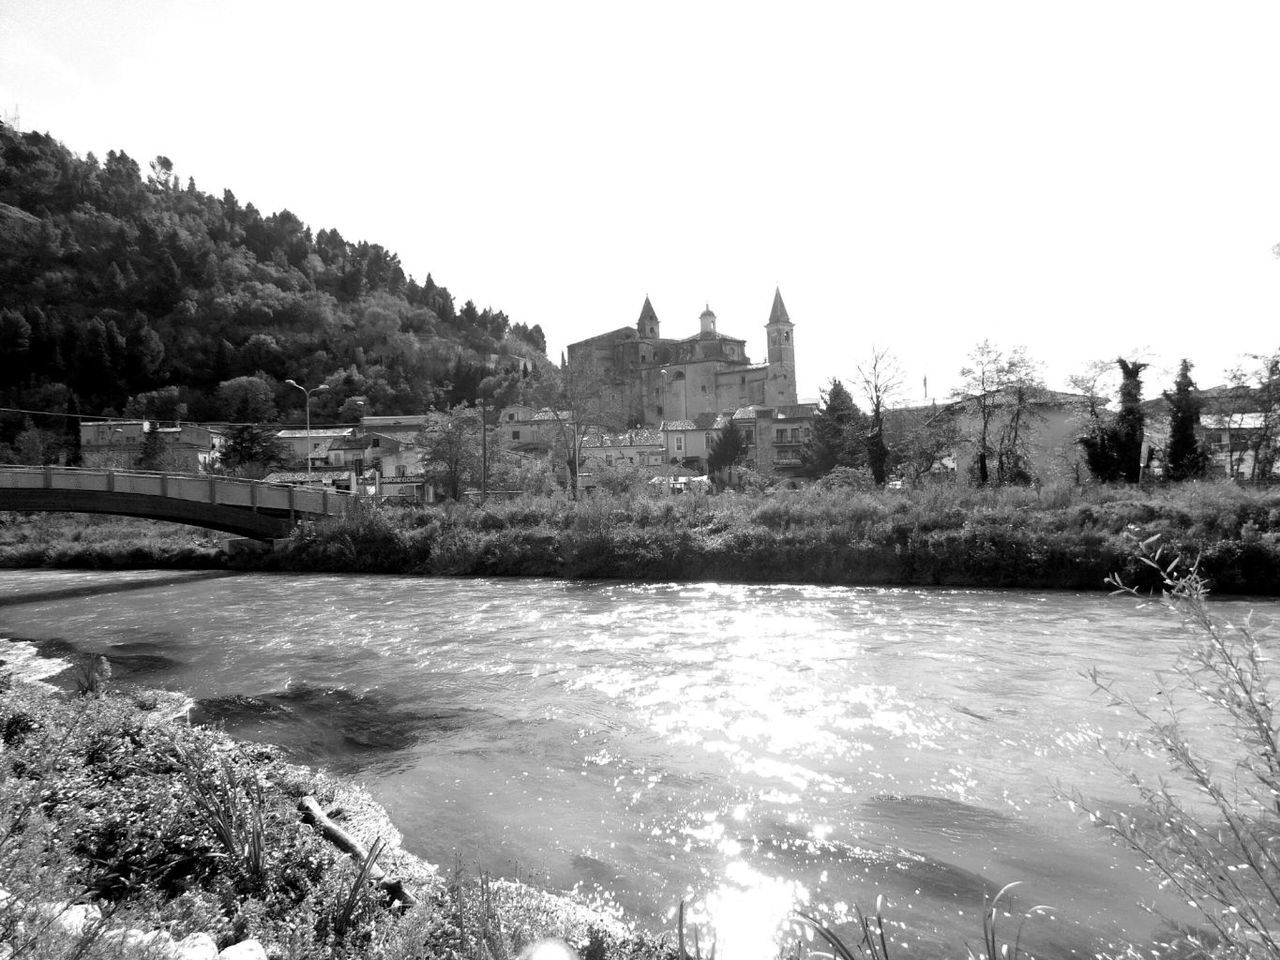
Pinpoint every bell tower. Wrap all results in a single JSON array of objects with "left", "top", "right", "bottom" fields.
[
  {"left": 637, "top": 296, "right": 660, "bottom": 340},
  {"left": 765, "top": 287, "right": 796, "bottom": 405}
]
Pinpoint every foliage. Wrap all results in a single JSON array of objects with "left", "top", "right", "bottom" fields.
[
  {"left": 134, "top": 423, "right": 168, "bottom": 470},
  {"left": 706, "top": 420, "right": 747, "bottom": 477},
  {"left": 801, "top": 379, "right": 868, "bottom": 477},
  {"left": 417, "top": 405, "right": 484, "bottom": 501},
  {"left": 855, "top": 348, "right": 902, "bottom": 485},
  {"left": 1223, "top": 349, "right": 1280, "bottom": 481},
  {"left": 1163, "top": 359, "right": 1210, "bottom": 481},
  {"left": 953, "top": 341, "right": 1043, "bottom": 486},
  {"left": 217, "top": 423, "right": 286, "bottom": 478},
  {"left": 0, "top": 121, "right": 545, "bottom": 456},
  {"left": 1086, "top": 541, "right": 1280, "bottom": 957},
  {"left": 0, "top": 673, "right": 684, "bottom": 960}
]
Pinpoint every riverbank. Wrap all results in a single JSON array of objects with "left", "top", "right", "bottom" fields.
[
  {"left": 0, "top": 650, "right": 665, "bottom": 960},
  {"left": 4, "top": 482, "right": 1278, "bottom": 594}
]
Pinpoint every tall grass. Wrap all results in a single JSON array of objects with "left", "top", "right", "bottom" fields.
[{"left": 248, "top": 480, "right": 1280, "bottom": 592}]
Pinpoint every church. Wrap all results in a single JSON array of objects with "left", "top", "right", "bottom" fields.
[{"left": 566, "top": 288, "right": 798, "bottom": 428}]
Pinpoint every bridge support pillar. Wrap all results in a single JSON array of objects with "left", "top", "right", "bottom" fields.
[
  {"left": 43, "top": 466, "right": 52, "bottom": 489},
  {"left": 208, "top": 476, "right": 217, "bottom": 504}
]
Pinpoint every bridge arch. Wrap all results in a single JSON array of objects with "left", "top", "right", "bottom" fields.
[{"left": 0, "top": 466, "right": 355, "bottom": 541}]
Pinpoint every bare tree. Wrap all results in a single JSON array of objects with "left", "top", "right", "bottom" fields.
[
  {"left": 416, "top": 405, "right": 483, "bottom": 500},
  {"left": 954, "top": 341, "right": 1043, "bottom": 485},
  {"left": 1225, "top": 349, "right": 1280, "bottom": 480},
  {"left": 518, "top": 354, "right": 628, "bottom": 498},
  {"left": 855, "top": 347, "right": 902, "bottom": 485}
]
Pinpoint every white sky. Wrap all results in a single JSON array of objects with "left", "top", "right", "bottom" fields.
[{"left": 3, "top": 1, "right": 1279, "bottom": 405}]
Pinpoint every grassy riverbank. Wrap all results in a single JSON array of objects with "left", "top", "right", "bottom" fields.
[
  {"left": 0, "top": 662, "right": 669, "bottom": 960},
  {"left": 3, "top": 481, "right": 1279, "bottom": 593}
]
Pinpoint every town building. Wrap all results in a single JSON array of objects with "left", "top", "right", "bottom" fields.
[
  {"left": 566, "top": 289, "right": 798, "bottom": 428},
  {"left": 274, "top": 426, "right": 355, "bottom": 473},
  {"left": 80, "top": 421, "right": 223, "bottom": 473},
  {"left": 579, "top": 428, "right": 665, "bottom": 472}
]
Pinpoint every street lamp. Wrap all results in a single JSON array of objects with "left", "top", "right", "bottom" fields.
[{"left": 285, "top": 379, "right": 329, "bottom": 482}]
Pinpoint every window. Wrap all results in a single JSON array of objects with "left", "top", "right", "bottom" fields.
[
  {"left": 776, "top": 429, "right": 787, "bottom": 443},
  {"left": 700, "top": 385, "right": 707, "bottom": 393},
  {"left": 511, "top": 430, "right": 520, "bottom": 441},
  {"left": 740, "top": 376, "right": 746, "bottom": 385},
  {"left": 372, "top": 438, "right": 380, "bottom": 447},
  {"left": 507, "top": 413, "right": 515, "bottom": 421},
  {"left": 396, "top": 465, "right": 407, "bottom": 477},
  {"left": 605, "top": 455, "right": 614, "bottom": 466}
]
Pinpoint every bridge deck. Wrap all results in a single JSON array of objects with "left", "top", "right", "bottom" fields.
[{"left": 0, "top": 466, "right": 357, "bottom": 540}]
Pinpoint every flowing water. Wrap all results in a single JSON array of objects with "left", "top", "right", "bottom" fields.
[{"left": 2, "top": 569, "right": 1274, "bottom": 959}]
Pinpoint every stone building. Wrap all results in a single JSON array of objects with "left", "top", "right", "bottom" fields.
[{"left": 566, "top": 288, "right": 798, "bottom": 428}]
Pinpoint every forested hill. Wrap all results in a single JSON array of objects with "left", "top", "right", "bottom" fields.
[{"left": 0, "top": 123, "right": 549, "bottom": 455}]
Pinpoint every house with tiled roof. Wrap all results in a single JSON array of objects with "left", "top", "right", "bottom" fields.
[
  {"left": 579, "top": 428, "right": 665, "bottom": 472},
  {"left": 567, "top": 288, "right": 798, "bottom": 428},
  {"left": 274, "top": 426, "right": 355, "bottom": 472}
]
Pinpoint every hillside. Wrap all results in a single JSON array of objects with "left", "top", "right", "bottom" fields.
[{"left": 0, "top": 123, "right": 551, "bottom": 459}]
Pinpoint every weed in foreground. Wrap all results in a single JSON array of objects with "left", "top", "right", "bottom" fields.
[{"left": 1084, "top": 537, "right": 1280, "bottom": 958}]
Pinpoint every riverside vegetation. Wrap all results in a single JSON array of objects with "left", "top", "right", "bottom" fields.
[{"left": 2, "top": 481, "right": 1279, "bottom": 595}]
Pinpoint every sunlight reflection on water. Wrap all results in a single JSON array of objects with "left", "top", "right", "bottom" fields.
[{"left": 3, "top": 572, "right": 1274, "bottom": 959}]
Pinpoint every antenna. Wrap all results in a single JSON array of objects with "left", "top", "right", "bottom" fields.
[{"left": 2, "top": 105, "right": 19, "bottom": 130}]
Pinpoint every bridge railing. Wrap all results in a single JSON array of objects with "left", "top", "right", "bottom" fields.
[{"left": 0, "top": 465, "right": 358, "bottom": 517}]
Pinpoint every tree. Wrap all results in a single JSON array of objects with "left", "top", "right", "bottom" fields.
[
  {"left": 856, "top": 348, "right": 902, "bottom": 485},
  {"left": 992, "top": 353, "right": 1044, "bottom": 485},
  {"left": 954, "top": 342, "right": 1042, "bottom": 485},
  {"left": 707, "top": 420, "right": 747, "bottom": 478},
  {"left": 893, "top": 403, "right": 961, "bottom": 482},
  {"left": 1224, "top": 349, "right": 1280, "bottom": 481},
  {"left": 1070, "top": 360, "right": 1120, "bottom": 483},
  {"left": 417, "top": 406, "right": 483, "bottom": 500},
  {"left": 124, "top": 386, "right": 187, "bottom": 423},
  {"left": 801, "top": 379, "right": 867, "bottom": 477},
  {"left": 134, "top": 424, "right": 168, "bottom": 471},
  {"left": 1114, "top": 358, "right": 1148, "bottom": 483},
  {"left": 217, "top": 376, "right": 277, "bottom": 423},
  {"left": 1077, "top": 358, "right": 1148, "bottom": 483},
  {"left": 1163, "top": 359, "right": 1209, "bottom": 481},
  {"left": 517, "top": 354, "right": 628, "bottom": 499},
  {"left": 217, "top": 424, "right": 285, "bottom": 478}
]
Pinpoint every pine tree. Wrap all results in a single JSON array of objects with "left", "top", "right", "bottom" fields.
[
  {"left": 1164, "top": 359, "right": 1210, "bottom": 481},
  {"left": 707, "top": 420, "right": 747, "bottom": 476},
  {"left": 801, "top": 379, "right": 867, "bottom": 477}
]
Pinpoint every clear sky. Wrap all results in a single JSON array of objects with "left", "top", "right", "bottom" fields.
[{"left": 3, "top": 1, "right": 1279, "bottom": 405}]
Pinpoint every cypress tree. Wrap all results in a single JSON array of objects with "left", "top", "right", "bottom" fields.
[{"left": 1164, "top": 359, "right": 1210, "bottom": 481}]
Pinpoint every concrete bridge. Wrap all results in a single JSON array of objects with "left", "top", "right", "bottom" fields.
[{"left": 0, "top": 465, "right": 358, "bottom": 540}]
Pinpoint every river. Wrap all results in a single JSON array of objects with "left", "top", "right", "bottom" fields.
[{"left": 2, "top": 569, "right": 1272, "bottom": 959}]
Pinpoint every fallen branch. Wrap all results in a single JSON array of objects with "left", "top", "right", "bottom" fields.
[{"left": 298, "top": 796, "right": 418, "bottom": 909}]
